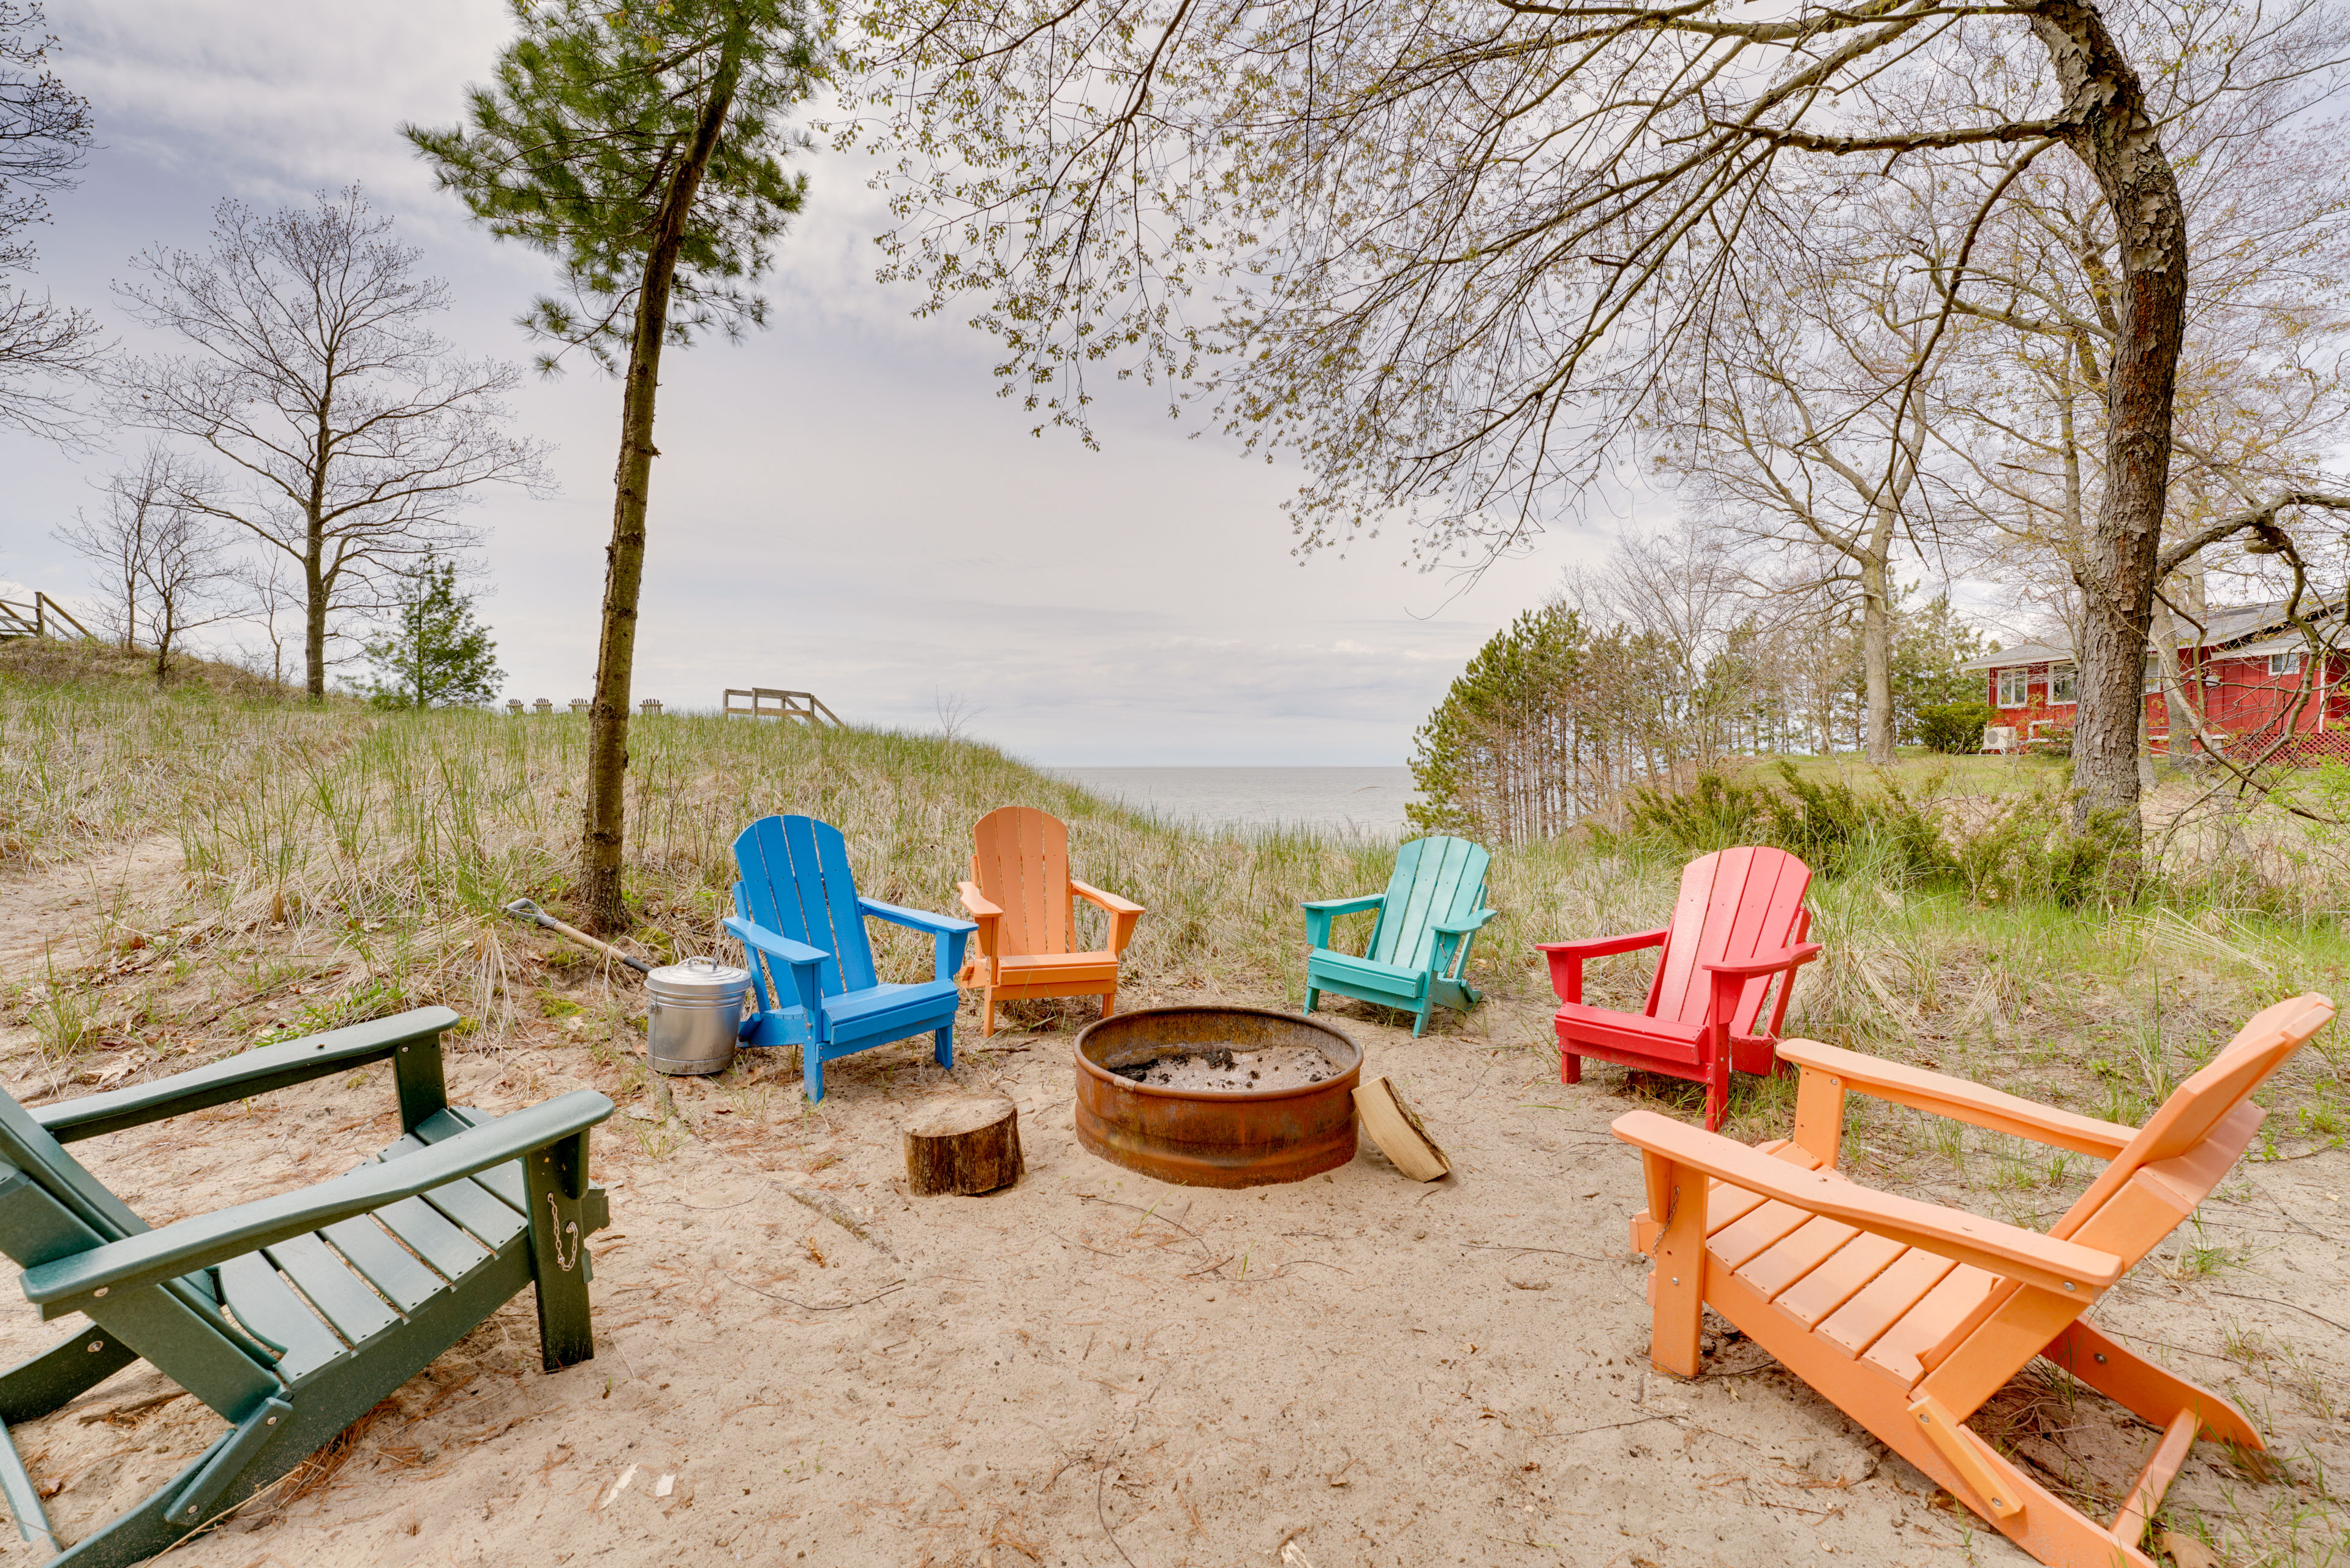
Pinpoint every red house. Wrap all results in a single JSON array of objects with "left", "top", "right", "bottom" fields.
[{"left": 1960, "top": 600, "right": 2350, "bottom": 763}]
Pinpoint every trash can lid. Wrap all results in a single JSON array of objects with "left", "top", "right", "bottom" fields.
[{"left": 647, "top": 954, "right": 750, "bottom": 995}]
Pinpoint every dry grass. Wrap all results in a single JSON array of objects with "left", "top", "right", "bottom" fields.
[{"left": 8, "top": 645, "right": 2350, "bottom": 1561}]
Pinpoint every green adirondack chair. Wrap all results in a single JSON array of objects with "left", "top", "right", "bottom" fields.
[
  {"left": 0, "top": 1006, "right": 612, "bottom": 1565},
  {"left": 1301, "top": 835, "right": 1497, "bottom": 1037}
]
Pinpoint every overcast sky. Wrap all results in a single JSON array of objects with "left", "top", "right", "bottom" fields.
[{"left": 0, "top": 1, "right": 1638, "bottom": 766}]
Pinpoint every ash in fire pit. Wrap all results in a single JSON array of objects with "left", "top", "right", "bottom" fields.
[{"left": 1110, "top": 1044, "right": 1338, "bottom": 1092}]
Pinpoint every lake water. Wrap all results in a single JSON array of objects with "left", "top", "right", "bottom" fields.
[{"left": 1050, "top": 766, "right": 1422, "bottom": 837}]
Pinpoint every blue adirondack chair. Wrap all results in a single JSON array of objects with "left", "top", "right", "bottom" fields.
[
  {"left": 724, "top": 815, "right": 976, "bottom": 1102},
  {"left": 1300, "top": 835, "right": 1497, "bottom": 1037}
]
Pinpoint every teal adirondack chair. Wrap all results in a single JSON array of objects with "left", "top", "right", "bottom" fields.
[
  {"left": 725, "top": 813, "right": 976, "bottom": 1102},
  {"left": 0, "top": 1006, "right": 611, "bottom": 1566},
  {"left": 1301, "top": 835, "right": 1497, "bottom": 1036}
]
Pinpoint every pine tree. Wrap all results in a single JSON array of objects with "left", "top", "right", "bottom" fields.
[
  {"left": 360, "top": 556, "right": 503, "bottom": 710},
  {"left": 407, "top": 0, "right": 824, "bottom": 930}
]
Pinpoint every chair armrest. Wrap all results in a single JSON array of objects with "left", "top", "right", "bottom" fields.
[
  {"left": 721, "top": 916, "right": 827, "bottom": 970},
  {"left": 1700, "top": 942, "right": 1822, "bottom": 979},
  {"left": 34, "top": 1007, "right": 461, "bottom": 1144},
  {"left": 1536, "top": 929, "right": 1668, "bottom": 1005},
  {"left": 1069, "top": 879, "right": 1142, "bottom": 918},
  {"left": 1070, "top": 880, "right": 1145, "bottom": 956},
  {"left": 1303, "top": 893, "right": 1383, "bottom": 949},
  {"left": 1535, "top": 929, "right": 1670, "bottom": 960},
  {"left": 21, "top": 1091, "right": 616, "bottom": 1308},
  {"left": 859, "top": 898, "right": 977, "bottom": 938},
  {"left": 1300, "top": 894, "right": 1385, "bottom": 915},
  {"left": 1774, "top": 1039, "right": 2136, "bottom": 1158},
  {"left": 1433, "top": 908, "right": 1499, "bottom": 936},
  {"left": 859, "top": 899, "right": 976, "bottom": 982},
  {"left": 1611, "top": 1109, "right": 2122, "bottom": 1295},
  {"left": 957, "top": 883, "right": 1003, "bottom": 981}
]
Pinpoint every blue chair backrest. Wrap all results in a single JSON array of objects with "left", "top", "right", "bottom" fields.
[
  {"left": 1366, "top": 835, "right": 1490, "bottom": 974},
  {"left": 732, "top": 815, "right": 879, "bottom": 1000}
]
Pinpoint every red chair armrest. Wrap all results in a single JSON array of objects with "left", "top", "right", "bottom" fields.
[
  {"left": 1535, "top": 928, "right": 1670, "bottom": 960},
  {"left": 1699, "top": 942, "right": 1823, "bottom": 980},
  {"left": 1536, "top": 927, "right": 1668, "bottom": 1005}
]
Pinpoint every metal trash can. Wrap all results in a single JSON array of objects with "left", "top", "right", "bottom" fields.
[{"left": 646, "top": 956, "right": 748, "bottom": 1076}]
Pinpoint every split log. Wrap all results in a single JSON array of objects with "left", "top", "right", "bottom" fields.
[{"left": 904, "top": 1096, "right": 1023, "bottom": 1196}]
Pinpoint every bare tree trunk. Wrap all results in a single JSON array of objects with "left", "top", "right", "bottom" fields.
[
  {"left": 1861, "top": 551, "right": 1895, "bottom": 765},
  {"left": 578, "top": 12, "right": 751, "bottom": 933},
  {"left": 2034, "top": 0, "right": 2188, "bottom": 864},
  {"left": 304, "top": 522, "right": 328, "bottom": 701}
]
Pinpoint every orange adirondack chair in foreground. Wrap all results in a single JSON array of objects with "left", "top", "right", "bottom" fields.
[
  {"left": 957, "top": 807, "right": 1145, "bottom": 1036},
  {"left": 1539, "top": 845, "right": 1820, "bottom": 1130},
  {"left": 1613, "top": 992, "right": 2335, "bottom": 1568}
]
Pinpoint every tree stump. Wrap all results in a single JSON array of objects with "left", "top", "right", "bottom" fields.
[{"left": 904, "top": 1096, "right": 1023, "bottom": 1196}]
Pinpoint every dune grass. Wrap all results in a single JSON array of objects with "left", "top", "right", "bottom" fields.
[{"left": 7, "top": 644, "right": 2350, "bottom": 1561}]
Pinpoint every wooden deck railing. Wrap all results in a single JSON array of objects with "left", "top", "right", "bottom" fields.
[
  {"left": 723, "top": 688, "right": 841, "bottom": 726},
  {"left": 0, "top": 594, "right": 97, "bottom": 643}
]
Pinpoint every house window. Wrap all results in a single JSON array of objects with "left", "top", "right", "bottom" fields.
[
  {"left": 2050, "top": 664, "right": 2077, "bottom": 704},
  {"left": 1995, "top": 668, "right": 2028, "bottom": 707},
  {"left": 2269, "top": 651, "right": 2303, "bottom": 676}
]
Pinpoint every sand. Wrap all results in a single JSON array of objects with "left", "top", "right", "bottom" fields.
[{"left": 2, "top": 850, "right": 2348, "bottom": 1566}]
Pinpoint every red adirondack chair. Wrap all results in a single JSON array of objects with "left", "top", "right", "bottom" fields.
[{"left": 1537, "top": 846, "right": 1820, "bottom": 1131}]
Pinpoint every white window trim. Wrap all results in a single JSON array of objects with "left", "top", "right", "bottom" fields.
[
  {"left": 1995, "top": 668, "right": 2029, "bottom": 707},
  {"left": 2269, "top": 650, "right": 2303, "bottom": 676},
  {"left": 2049, "top": 663, "right": 2078, "bottom": 706}
]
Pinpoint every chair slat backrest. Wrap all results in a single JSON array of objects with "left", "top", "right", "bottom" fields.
[
  {"left": 970, "top": 807, "right": 1073, "bottom": 958},
  {"left": 1367, "top": 837, "right": 1491, "bottom": 974},
  {"left": 1646, "top": 846, "right": 1813, "bottom": 1034},
  {"left": 732, "top": 815, "right": 879, "bottom": 1000},
  {"left": 2051, "top": 992, "right": 2332, "bottom": 1246},
  {"left": 0, "top": 1095, "right": 150, "bottom": 1249}
]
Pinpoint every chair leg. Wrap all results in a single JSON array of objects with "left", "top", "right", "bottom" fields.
[
  {"left": 2047, "top": 1321, "right": 2262, "bottom": 1448},
  {"left": 1302, "top": 987, "right": 1319, "bottom": 1014},
  {"left": 1703, "top": 1042, "right": 1731, "bottom": 1132},
  {"left": 1412, "top": 1001, "right": 1433, "bottom": 1038},
  {"left": 933, "top": 1024, "right": 953, "bottom": 1071},
  {"left": 522, "top": 1133, "right": 596, "bottom": 1371},
  {"left": 981, "top": 993, "right": 996, "bottom": 1038},
  {"left": 803, "top": 1046, "right": 826, "bottom": 1104},
  {"left": 1560, "top": 1050, "right": 1581, "bottom": 1085},
  {"left": 1101, "top": 986, "right": 1118, "bottom": 1019},
  {"left": 1643, "top": 1153, "right": 1706, "bottom": 1378}
]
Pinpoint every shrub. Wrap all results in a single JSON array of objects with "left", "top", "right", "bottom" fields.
[
  {"left": 1615, "top": 771, "right": 1772, "bottom": 855},
  {"left": 2030, "top": 725, "right": 2075, "bottom": 758},
  {"left": 1916, "top": 701, "right": 1994, "bottom": 755},
  {"left": 1613, "top": 764, "right": 2129, "bottom": 907},
  {"left": 1947, "top": 786, "right": 2130, "bottom": 907}
]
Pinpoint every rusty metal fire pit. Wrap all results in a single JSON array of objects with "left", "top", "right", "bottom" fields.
[{"left": 1073, "top": 1006, "right": 1361, "bottom": 1188}]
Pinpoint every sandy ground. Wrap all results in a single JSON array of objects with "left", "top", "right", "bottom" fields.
[{"left": 1, "top": 853, "right": 2347, "bottom": 1567}]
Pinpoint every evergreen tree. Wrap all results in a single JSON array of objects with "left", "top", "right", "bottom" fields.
[
  {"left": 407, "top": 0, "right": 825, "bottom": 930},
  {"left": 360, "top": 556, "right": 502, "bottom": 709}
]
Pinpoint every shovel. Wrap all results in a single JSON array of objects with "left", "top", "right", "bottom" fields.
[{"left": 501, "top": 897, "right": 654, "bottom": 976}]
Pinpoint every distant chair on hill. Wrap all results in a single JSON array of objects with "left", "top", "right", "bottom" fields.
[
  {"left": 957, "top": 806, "right": 1145, "bottom": 1037},
  {"left": 1300, "top": 835, "right": 1497, "bottom": 1038}
]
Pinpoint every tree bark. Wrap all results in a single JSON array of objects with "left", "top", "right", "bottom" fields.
[
  {"left": 1861, "top": 551, "right": 1895, "bottom": 766},
  {"left": 576, "top": 10, "right": 753, "bottom": 933},
  {"left": 904, "top": 1096, "right": 1024, "bottom": 1196},
  {"left": 2033, "top": 0, "right": 2189, "bottom": 863}
]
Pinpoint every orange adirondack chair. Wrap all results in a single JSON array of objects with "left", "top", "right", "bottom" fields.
[
  {"left": 1612, "top": 993, "right": 2335, "bottom": 1568},
  {"left": 1538, "top": 845, "right": 1820, "bottom": 1130},
  {"left": 957, "top": 807, "right": 1145, "bottom": 1036}
]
